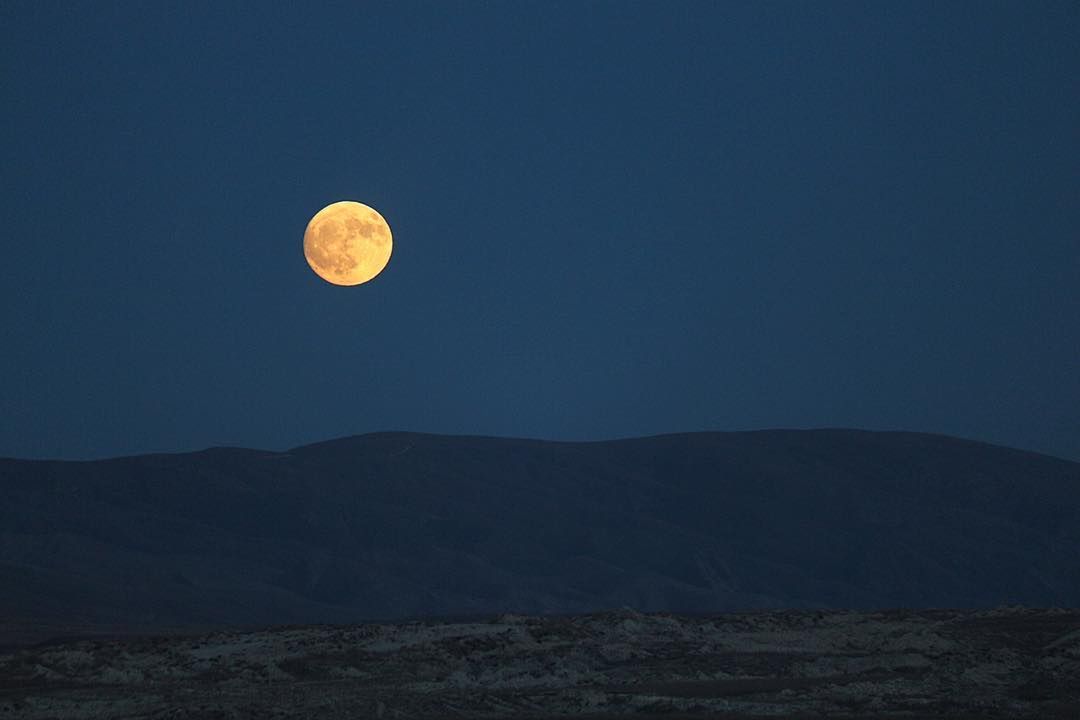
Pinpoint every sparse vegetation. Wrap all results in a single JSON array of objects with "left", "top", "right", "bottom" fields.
[{"left": 0, "top": 607, "right": 1077, "bottom": 718}]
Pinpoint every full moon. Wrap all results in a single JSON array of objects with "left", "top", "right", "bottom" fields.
[{"left": 303, "top": 201, "right": 393, "bottom": 286}]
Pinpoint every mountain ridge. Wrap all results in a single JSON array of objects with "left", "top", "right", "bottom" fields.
[
  {"left": 2, "top": 429, "right": 1078, "bottom": 643},
  {"left": 7, "top": 427, "right": 1068, "bottom": 464}
]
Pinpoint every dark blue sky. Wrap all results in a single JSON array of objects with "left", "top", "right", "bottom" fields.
[{"left": 2, "top": 1, "right": 1078, "bottom": 461}]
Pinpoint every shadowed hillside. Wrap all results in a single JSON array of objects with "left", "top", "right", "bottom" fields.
[{"left": 1, "top": 430, "right": 1078, "bottom": 641}]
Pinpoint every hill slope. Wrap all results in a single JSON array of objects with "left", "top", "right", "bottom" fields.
[{"left": 1, "top": 430, "right": 1078, "bottom": 636}]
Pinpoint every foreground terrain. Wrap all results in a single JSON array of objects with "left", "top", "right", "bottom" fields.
[{"left": 2, "top": 607, "right": 1078, "bottom": 718}]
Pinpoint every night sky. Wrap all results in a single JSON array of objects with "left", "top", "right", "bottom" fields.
[{"left": 2, "top": 2, "right": 1077, "bottom": 461}]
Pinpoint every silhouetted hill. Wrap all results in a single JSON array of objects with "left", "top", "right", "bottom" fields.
[{"left": 1, "top": 430, "right": 1078, "bottom": 640}]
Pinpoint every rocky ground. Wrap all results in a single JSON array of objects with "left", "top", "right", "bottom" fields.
[{"left": 1, "top": 607, "right": 1078, "bottom": 719}]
